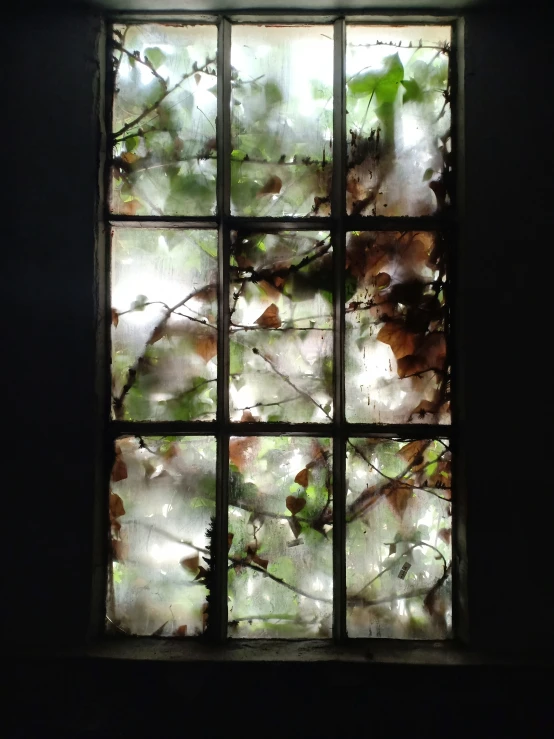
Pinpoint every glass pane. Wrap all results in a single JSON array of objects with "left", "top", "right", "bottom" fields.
[
  {"left": 345, "top": 231, "right": 450, "bottom": 424},
  {"left": 111, "top": 24, "right": 217, "bottom": 216},
  {"left": 346, "top": 25, "right": 451, "bottom": 216},
  {"left": 346, "top": 438, "right": 452, "bottom": 639},
  {"left": 229, "top": 231, "right": 333, "bottom": 422},
  {"left": 111, "top": 229, "right": 218, "bottom": 421},
  {"left": 108, "top": 436, "right": 216, "bottom": 637},
  {"left": 228, "top": 437, "right": 333, "bottom": 637},
  {"left": 230, "top": 25, "right": 333, "bottom": 216}
]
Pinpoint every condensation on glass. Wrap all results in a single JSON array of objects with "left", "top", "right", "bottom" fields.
[
  {"left": 345, "top": 231, "right": 449, "bottom": 424},
  {"left": 108, "top": 436, "right": 216, "bottom": 637},
  {"left": 111, "top": 229, "right": 218, "bottom": 421},
  {"left": 228, "top": 437, "right": 333, "bottom": 637},
  {"left": 230, "top": 25, "right": 334, "bottom": 216},
  {"left": 346, "top": 438, "right": 452, "bottom": 639},
  {"left": 229, "top": 231, "right": 333, "bottom": 422},
  {"left": 346, "top": 25, "right": 451, "bottom": 216},
  {"left": 111, "top": 24, "right": 217, "bottom": 216}
]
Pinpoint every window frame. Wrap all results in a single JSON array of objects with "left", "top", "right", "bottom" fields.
[{"left": 97, "top": 10, "right": 466, "bottom": 646}]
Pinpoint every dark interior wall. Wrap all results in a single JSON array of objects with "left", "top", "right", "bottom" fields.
[{"left": 6, "top": 5, "right": 552, "bottom": 735}]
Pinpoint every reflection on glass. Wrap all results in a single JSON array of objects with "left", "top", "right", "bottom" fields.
[
  {"left": 346, "top": 438, "right": 452, "bottom": 639},
  {"left": 111, "top": 229, "right": 218, "bottom": 421},
  {"left": 108, "top": 436, "right": 216, "bottom": 637},
  {"left": 346, "top": 25, "right": 451, "bottom": 216},
  {"left": 228, "top": 437, "right": 333, "bottom": 637},
  {"left": 231, "top": 25, "right": 334, "bottom": 216},
  {"left": 111, "top": 24, "right": 217, "bottom": 216}
]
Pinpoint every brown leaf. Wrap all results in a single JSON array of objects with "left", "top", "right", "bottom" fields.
[
  {"left": 396, "top": 354, "right": 427, "bottom": 379},
  {"left": 258, "top": 279, "right": 283, "bottom": 300},
  {"left": 376, "top": 321, "right": 419, "bottom": 360},
  {"left": 111, "top": 308, "right": 119, "bottom": 327},
  {"left": 110, "top": 492, "right": 126, "bottom": 519},
  {"left": 374, "top": 272, "right": 391, "bottom": 289},
  {"left": 252, "top": 554, "right": 268, "bottom": 570},
  {"left": 121, "top": 152, "right": 139, "bottom": 165},
  {"left": 228, "top": 532, "right": 234, "bottom": 551},
  {"left": 148, "top": 323, "right": 166, "bottom": 345},
  {"left": 175, "top": 624, "right": 188, "bottom": 637},
  {"left": 180, "top": 554, "right": 199, "bottom": 573},
  {"left": 286, "top": 496, "right": 306, "bottom": 515},
  {"left": 254, "top": 303, "right": 281, "bottom": 329},
  {"left": 164, "top": 442, "right": 180, "bottom": 460},
  {"left": 257, "top": 175, "right": 282, "bottom": 197},
  {"left": 240, "top": 410, "right": 258, "bottom": 423},
  {"left": 386, "top": 481, "right": 413, "bottom": 518},
  {"left": 294, "top": 468, "right": 309, "bottom": 487},
  {"left": 399, "top": 440, "right": 429, "bottom": 469},
  {"left": 418, "top": 332, "right": 447, "bottom": 370},
  {"left": 438, "top": 528, "right": 451, "bottom": 545},
  {"left": 193, "top": 333, "right": 217, "bottom": 363},
  {"left": 121, "top": 199, "right": 139, "bottom": 216},
  {"left": 229, "top": 437, "right": 258, "bottom": 472},
  {"left": 194, "top": 72, "right": 201, "bottom": 85},
  {"left": 111, "top": 453, "right": 128, "bottom": 483}
]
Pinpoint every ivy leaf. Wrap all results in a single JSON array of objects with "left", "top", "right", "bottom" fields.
[
  {"left": 144, "top": 46, "right": 166, "bottom": 70},
  {"left": 255, "top": 303, "right": 281, "bottom": 329},
  {"left": 422, "top": 168, "right": 435, "bottom": 182},
  {"left": 257, "top": 175, "right": 282, "bottom": 197},
  {"left": 399, "top": 440, "right": 428, "bottom": 470},
  {"left": 125, "top": 136, "right": 140, "bottom": 153},
  {"left": 264, "top": 81, "right": 283, "bottom": 107},
  {"left": 347, "top": 53, "right": 404, "bottom": 104},
  {"left": 111, "top": 446, "right": 128, "bottom": 482},
  {"left": 109, "top": 492, "right": 126, "bottom": 519},
  {"left": 386, "top": 481, "right": 413, "bottom": 518},
  {"left": 286, "top": 495, "right": 306, "bottom": 515},
  {"left": 175, "top": 625, "right": 188, "bottom": 637},
  {"left": 111, "top": 308, "right": 119, "bottom": 327},
  {"left": 294, "top": 468, "right": 309, "bottom": 487},
  {"left": 376, "top": 321, "right": 419, "bottom": 360},
  {"left": 193, "top": 333, "right": 217, "bottom": 363},
  {"left": 131, "top": 294, "right": 148, "bottom": 311},
  {"left": 180, "top": 554, "right": 199, "bottom": 573},
  {"left": 438, "top": 528, "right": 451, "bottom": 545},
  {"left": 402, "top": 78, "right": 424, "bottom": 104}
]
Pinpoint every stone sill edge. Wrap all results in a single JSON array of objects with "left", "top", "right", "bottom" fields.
[{"left": 13, "top": 638, "right": 547, "bottom": 666}]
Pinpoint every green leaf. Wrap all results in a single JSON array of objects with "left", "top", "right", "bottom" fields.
[
  {"left": 264, "top": 81, "right": 283, "bottom": 107},
  {"left": 347, "top": 54, "right": 404, "bottom": 105},
  {"left": 422, "top": 168, "right": 434, "bottom": 182},
  {"left": 144, "top": 46, "right": 166, "bottom": 70},
  {"left": 131, "top": 294, "right": 148, "bottom": 311},
  {"left": 125, "top": 136, "right": 139, "bottom": 153},
  {"left": 310, "top": 80, "right": 332, "bottom": 101},
  {"left": 165, "top": 174, "right": 213, "bottom": 213},
  {"left": 402, "top": 78, "right": 424, "bottom": 104},
  {"left": 229, "top": 341, "right": 245, "bottom": 375},
  {"left": 231, "top": 149, "right": 247, "bottom": 162},
  {"left": 190, "top": 497, "right": 216, "bottom": 509}
]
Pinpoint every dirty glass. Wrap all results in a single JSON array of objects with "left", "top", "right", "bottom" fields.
[
  {"left": 111, "top": 24, "right": 217, "bottom": 216},
  {"left": 230, "top": 25, "right": 334, "bottom": 216},
  {"left": 346, "top": 438, "right": 452, "bottom": 639},
  {"left": 108, "top": 436, "right": 216, "bottom": 636},
  {"left": 228, "top": 436, "right": 333, "bottom": 636},
  {"left": 229, "top": 231, "right": 333, "bottom": 422},
  {"left": 346, "top": 25, "right": 451, "bottom": 216},
  {"left": 111, "top": 229, "right": 218, "bottom": 421},
  {"left": 345, "top": 230, "right": 449, "bottom": 424}
]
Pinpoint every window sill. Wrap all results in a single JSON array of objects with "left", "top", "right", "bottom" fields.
[{"left": 13, "top": 638, "right": 547, "bottom": 666}]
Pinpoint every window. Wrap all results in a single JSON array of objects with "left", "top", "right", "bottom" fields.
[{"left": 106, "top": 14, "right": 456, "bottom": 642}]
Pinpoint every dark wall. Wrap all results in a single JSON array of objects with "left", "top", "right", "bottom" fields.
[{"left": 6, "top": 5, "right": 552, "bottom": 736}]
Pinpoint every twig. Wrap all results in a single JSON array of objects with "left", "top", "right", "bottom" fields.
[{"left": 113, "top": 57, "right": 216, "bottom": 140}]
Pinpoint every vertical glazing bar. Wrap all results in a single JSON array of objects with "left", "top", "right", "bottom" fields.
[
  {"left": 215, "top": 16, "right": 232, "bottom": 642},
  {"left": 332, "top": 16, "right": 347, "bottom": 643}
]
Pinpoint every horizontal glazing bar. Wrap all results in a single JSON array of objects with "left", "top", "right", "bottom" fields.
[
  {"left": 111, "top": 421, "right": 452, "bottom": 438},
  {"left": 109, "top": 217, "right": 218, "bottom": 228}
]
